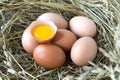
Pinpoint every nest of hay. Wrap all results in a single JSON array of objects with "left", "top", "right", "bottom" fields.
[{"left": 0, "top": 0, "right": 120, "bottom": 80}]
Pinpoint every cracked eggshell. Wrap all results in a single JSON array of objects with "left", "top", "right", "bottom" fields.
[
  {"left": 22, "top": 20, "right": 55, "bottom": 54},
  {"left": 30, "top": 20, "right": 57, "bottom": 43}
]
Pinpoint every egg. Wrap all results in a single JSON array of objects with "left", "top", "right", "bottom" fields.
[
  {"left": 37, "top": 12, "right": 68, "bottom": 29},
  {"left": 70, "top": 37, "right": 97, "bottom": 66},
  {"left": 69, "top": 16, "right": 96, "bottom": 37},
  {"left": 33, "top": 44, "right": 66, "bottom": 69},
  {"left": 30, "top": 20, "right": 57, "bottom": 43},
  {"left": 21, "top": 20, "right": 57, "bottom": 54},
  {"left": 21, "top": 26, "right": 39, "bottom": 54},
  {"left": 52, "top": 29, "right": 77, "bottom": 52}
]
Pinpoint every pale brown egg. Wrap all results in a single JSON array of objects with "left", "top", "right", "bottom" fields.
[
  {"left": 71, "top": 37, "right": 97, "bottom": 66},
  {"left": 33, "top": 44, "right": 66, "bottom": 69},
  {"left": 52, "top": 29, "right": 77, "bottom": 52},
  {"left": 69, "top": 16, "right": 96, "bottom": 37},
  {"left": 21, "top": 26, "right": 39, "bottom": 54},
  {"left": 30, "top": 20, "right": 57, "bottom": 43},
  {"left": 37, "top": 12, "right": 68, "bottom": 29},
  {"left": 22, "top": 20, "right": 57, "bottom": 54}
]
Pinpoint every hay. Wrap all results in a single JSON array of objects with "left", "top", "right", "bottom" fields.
[{"left": 0, "top": 0, "right": 120, "bottom": 80}]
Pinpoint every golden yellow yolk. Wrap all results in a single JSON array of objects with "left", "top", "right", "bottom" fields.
[{"left": 32, "top": 25, "right": 55, "bottom": 41}]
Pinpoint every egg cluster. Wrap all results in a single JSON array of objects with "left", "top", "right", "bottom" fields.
[{"left": 22, "top": 12, "right": 97, "bottom": 69}]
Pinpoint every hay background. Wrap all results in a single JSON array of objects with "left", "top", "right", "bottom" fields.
[{"left": 0, "top": 0, "right": 120, "bottom": 80}]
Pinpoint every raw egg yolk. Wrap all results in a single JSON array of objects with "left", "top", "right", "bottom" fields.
[{"left": 32, "top": 25, "right": 55, "bottom": 41}]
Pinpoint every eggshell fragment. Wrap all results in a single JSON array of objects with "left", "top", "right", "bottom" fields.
[
  {"left": 69, "top": 16, "right": 96, "bottom": 37},
  {"left": 71, "top": 37, "right": 97, "bottom": 66},
  {"left": 33, "top": 44, "right": 66, "bottom": 69},
  {"left": 21, "top": 26, "right": 39, "bottom": 54},
  {"left": 52, "top": 29, "right": 77, "bottom": 52},
  {"left": 37, "top": 12, "right": 68, "bottom": 29},
  {"left": 30, "top": 20, "right": 57, "bottom": 43}
]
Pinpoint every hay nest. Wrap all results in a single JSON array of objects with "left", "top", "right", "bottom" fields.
[{"left": 0, "top": 0, "right": 120, "bottom": 80}]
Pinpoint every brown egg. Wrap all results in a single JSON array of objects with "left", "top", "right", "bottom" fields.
[
  {"left": 30, "top": 20, "right": 57, "bottom": 43},
  {"left": 22, "top": 20, "right": 57, "bottom": 54},
  {"left": 37, "top": 12, "right": 68, "bottom": 29},
  {"left": 21, "top": 26, "right": 39, "bottom": 54},
  {"left": 52, "top": 29, "right": 77, "bottom": 52},
  {"left": 69, "top": 16, "right": 96, "bottom": 37},
  {"left": 71, "top": 37, "right": 97, "bottom": 66},
  {"left": 33, "top": 44, "right": 66, "bottom": 69}
]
